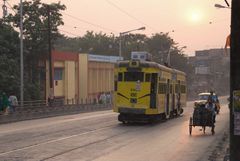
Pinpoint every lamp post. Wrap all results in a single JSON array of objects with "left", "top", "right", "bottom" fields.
[
  {"left": 119, "top": 27, "right": 145, "bottom": 57},
  {"left": 20, "top": 0, "right": 24, "bottom": 106}
]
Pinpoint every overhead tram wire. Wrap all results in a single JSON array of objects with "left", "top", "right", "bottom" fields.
[
  {"left": 105, "top": 0, "right": 158, "bottom": 32},
  {"left": 5, "top": 0, "right": 17, "bottom": 14},
  {"left": 59, "top": 29, "right": 80, "bottom": 37},
  {"left": 5, "top": 1, "right": 116, "bottom": 34},
  {"left": 61, "top": 12, "right": 118, "bottom": 34}
]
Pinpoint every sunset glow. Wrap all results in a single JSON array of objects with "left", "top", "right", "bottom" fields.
[
  {"left": 188, "top": 9, "right": 204, "bottom": 23},
  {"left": 0, "top": 0, "right": 231, "bottom": 55}
]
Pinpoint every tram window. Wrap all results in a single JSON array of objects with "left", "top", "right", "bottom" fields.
[
  {"left": 114, "top": 81, "right": 117, "bottom": 91},
  {"left": 118, "top": 73, "right": 123, "bottom": 81},
  {"left": 175, "top": 84, "right": 180, "bottom": 93},
  {"left": 124, "top": 72, "right": 144, "bottom": 82},
  {"left": 181, "top": 85, "right": 186, "bottom": 93},
  {"left": 170, "top": 84, "right": 173, "bottom": 93},
  {"left": 145, "top": 73, "right": 151, "bottom": 82},
  {"left": 158, "top": 83, "right": 166, "bottom": 94}
]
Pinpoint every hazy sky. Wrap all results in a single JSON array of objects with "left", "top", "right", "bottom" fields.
[{"left": 2, "top": 0, "right": 231, "bottom": 55}]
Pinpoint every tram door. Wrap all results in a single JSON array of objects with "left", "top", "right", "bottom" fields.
[
  {"left": 150, "top": 73, "right": 158, "bottom": 108},
  {"left": 166, "top": 79, "right": 170, "bottom": 115},
  {"left": 172, "top": 83, "right": 175, "bottom": 111},
  {"left": 177, "top": 80, "right": 181, "bottom": 109}
]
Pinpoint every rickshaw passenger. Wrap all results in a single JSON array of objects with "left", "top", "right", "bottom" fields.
[
  {"left": 205, "top": 100, "right": 216, "bottom": 123},
  {"left": 208, "top": 91, "right": 215, "bottom": 103}
]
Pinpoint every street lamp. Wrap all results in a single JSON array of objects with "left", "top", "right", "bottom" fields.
[
  {"left": 119, "top": 27, "right": 145, "bottom": 58},
  {"left": 214, "top": 4, "right": 231, "bottom": 9}
]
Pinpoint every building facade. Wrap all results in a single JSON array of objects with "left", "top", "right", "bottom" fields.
[
  {"left": 188, "top": 48, "right": 230, "bottom": 97},
  {"left": 43, "top": 51, "right": 122, "bottom": 104}
]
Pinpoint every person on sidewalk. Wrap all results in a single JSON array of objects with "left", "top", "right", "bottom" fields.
[
  {"left": 2, "top": 92, "right": 10, "bottom": 115},
  {"left": 8, "top": 93, "right": 18, "bottom": 112}
]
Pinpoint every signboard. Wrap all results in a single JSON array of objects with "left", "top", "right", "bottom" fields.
[
  {"left": 88, "top": 54, "right": 123, "bottom": 63},
  {"left": 195, "top": 66, "right": 210, "bottom": 75},
  {"left": 233, "top": 90, "right": 240, "bottom": 112},
  {"left": 233, "top": 90, "right": 240, "bottom": 135}
]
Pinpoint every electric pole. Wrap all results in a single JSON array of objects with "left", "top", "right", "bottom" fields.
[
  {"left": 2, "top": 0, "right": 7, "bottom": 19},
  {"left": 230, "top": 0, "right": 240, "bottom": 160},
  {"left": 20, "top": 0, "right": 24, "bottom": 106},
  {"left": 47, "top": 5, "right": 53, "bottom": 104}
]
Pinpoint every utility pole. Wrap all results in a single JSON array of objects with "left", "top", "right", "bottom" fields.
[
  {"left": 119, "top": 33, "right": 122, "bottom": 57},
  {"left": 230, "top": 0, "right": 240, "bottom": 160},
  {"left": 2, "top": 0, "right": 7, "bottom": 19},
  {"left": 20, "top": 0, "right": 24, "bottom": 106},
  {"left": 47, "top": 5, "right": 54, "bottom": 104}
]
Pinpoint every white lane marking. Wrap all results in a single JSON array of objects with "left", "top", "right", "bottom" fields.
[
  {"left": 0, "top": 111, "right": 116, "bottom": 134},
  {"left": 0, "top": 124, "right": 115, "bottom": 157}
]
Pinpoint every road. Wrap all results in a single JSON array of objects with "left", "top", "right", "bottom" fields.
[{"left": 0, "top": 97, "right": 229, "bottom": 161}]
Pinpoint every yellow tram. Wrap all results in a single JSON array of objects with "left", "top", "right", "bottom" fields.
[{"left": 113, "top": 52, "right": 186, "bottom": 123}]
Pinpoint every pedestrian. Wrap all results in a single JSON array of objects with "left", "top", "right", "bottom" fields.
[
  {"left": 2, "top": 92, "right": 10, "bottom": 115},
  {"left": 100, "top": 93, "right": 106, "bottom": 104},
  {"left": 0, "top": 93, "right": 3, "bottom": 114},
  {"left": 106, "top": 92, "right": 111, "bottom": 104},
  {"left": 97, "top": 92, "right": 102, "bottom": 104},
  {"left": 8, "top": 93, "right": 18, "bottom": 112}
]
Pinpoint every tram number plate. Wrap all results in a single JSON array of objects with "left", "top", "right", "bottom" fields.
[{"left": 130, "top": 93, "right": 137, "bottom": 97}]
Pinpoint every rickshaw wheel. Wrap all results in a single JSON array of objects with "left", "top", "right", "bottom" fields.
[
  {"left": 203, "top": 126, "right": 206, "bottom": 134},
  {"left": 189, "top": 117, "right": 193, "bottom": 135},
  {"left": 211, "top": 125, "right": 215, "bottom": 135}
]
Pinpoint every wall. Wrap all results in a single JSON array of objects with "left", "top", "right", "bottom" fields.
[{"left": 45, "top": 51, "right": 120, "bottom": 104}]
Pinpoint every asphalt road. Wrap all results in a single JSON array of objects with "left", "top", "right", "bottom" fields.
[{"left": 0, "top": 97, "right": 229, "bottom": 161}]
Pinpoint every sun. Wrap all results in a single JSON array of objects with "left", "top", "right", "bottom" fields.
[
  {"left": 191, "top": 12, "right": 201, "bottom": 22},
  {"left": 187, "top": 9, "right": 203, "bottom": 23}
]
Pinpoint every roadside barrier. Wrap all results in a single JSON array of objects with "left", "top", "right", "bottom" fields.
[{"left": 0, "top": 102, "right": 112, "bottom": 124}]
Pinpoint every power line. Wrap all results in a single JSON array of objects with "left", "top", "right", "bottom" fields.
[
  {"left": 105, "top": 0, "right": 158, "bottom": 32},
  {"left": 5, "top": 0, "right": 17, "bottom": 14},
  {"left": 61, "top": 12, "right": 118, "bottom": 33},
  {"left": 59, "top": 29, "right": 80, "bottom": 37}
]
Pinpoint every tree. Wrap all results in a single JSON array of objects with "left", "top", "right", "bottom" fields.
[
  {"left": 6, "top": 0, "right": 66, "bottom": 100},
  {"left": 0, "top": 20, "right": 20, "bottom": 96},
  {"left": 122, "top": 34, "right": 147, "bottom": 59},
  {"left": 55, "top": 31, "right": 119, "bottom": 56}
]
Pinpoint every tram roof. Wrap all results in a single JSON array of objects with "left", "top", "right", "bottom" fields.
[{"left": 117, "top": 60, "right": 186, "bottom": 75}]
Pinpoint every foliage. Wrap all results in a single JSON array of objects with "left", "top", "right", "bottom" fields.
[
  {"left": 0, "top": 20, "right": 20, "bottom": 97},
  {"left": 55, "top": 31, "right": 192, "bottom": 72},
  {"left": 55, "top": 31, "right": 119, "bottom": 56},
  {"left": 6, "top": 0, "right": 66, "bottom": 100},
  {"left": 7, "top": 0, "right": 65, "bottom": 59}
]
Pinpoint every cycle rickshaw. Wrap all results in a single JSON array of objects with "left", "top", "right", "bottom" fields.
[{"left": 189, "top": 104, "right": 215, "bottom": 135}]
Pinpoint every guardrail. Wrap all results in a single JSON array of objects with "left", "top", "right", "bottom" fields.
[{"left": 0, "top": 102, "right": 112, "bottom": 124}]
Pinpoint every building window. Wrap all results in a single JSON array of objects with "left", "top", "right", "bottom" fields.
[{"left": 54, "top": 68, "right": 63, "bottom": 80}]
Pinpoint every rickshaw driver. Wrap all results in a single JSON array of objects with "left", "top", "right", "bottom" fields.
[{"left": 205, "top": 95, "right": 216, "bottom": 123}]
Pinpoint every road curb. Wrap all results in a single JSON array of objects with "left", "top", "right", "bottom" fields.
[{"left": 0, "top": 104, "right": 112, "bottom": 124}]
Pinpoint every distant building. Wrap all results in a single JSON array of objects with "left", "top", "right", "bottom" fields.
[
  {"left": 40, "top": 51, "right": 123, "bottom": 104},
  {"left": 189, "top": 48, "right": 230, "bottom": 96}
]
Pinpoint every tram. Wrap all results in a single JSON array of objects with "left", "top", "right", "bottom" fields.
[{"left": 113, "top": 52, "right": 186, "bottom": 123}]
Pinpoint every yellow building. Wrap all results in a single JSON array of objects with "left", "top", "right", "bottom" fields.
[{"left": 45, "top": 51, "right": 122, "bottom": 104}]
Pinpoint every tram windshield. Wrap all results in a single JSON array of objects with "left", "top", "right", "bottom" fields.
[{"left": 124, "top": 72, "right": 144, "bottom": 82}]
